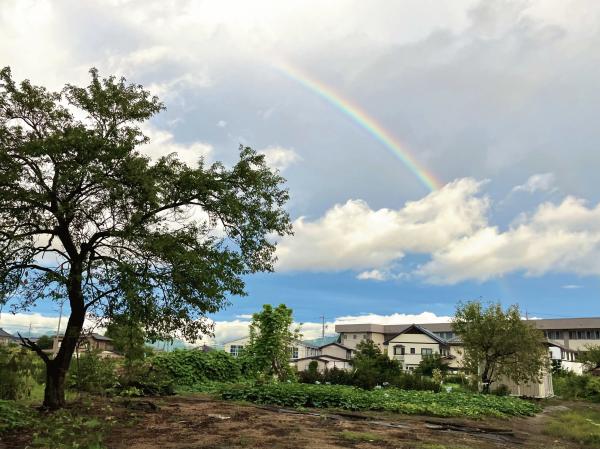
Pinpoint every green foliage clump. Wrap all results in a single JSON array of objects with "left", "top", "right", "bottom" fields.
[
  {"left": 242, "top": 304, "right": 300, "bottom": 381},
  {"left": 114, "top": 359, "right": 174, "bottom": 396},
  {"left": 415, "top": 354, "right": 449, "bottom": 377},
  {"left": 0, "top": 345, "right": 45, "bottom": 400},
  {"left": 218, "top": 382, "right": 540, "bottom": 418},
  {"left": 0, "top": 400, "right": 32, "bottom": 432},
  {"left": 351, "top": 339, "right": 401, "bottom": 389},
  {"left": 453, "top": 301, "right": 548, "bottom": 392},
  {"left": 553, "top": 372, "right": 600, "bottom": 402},
  {"left": 67, "top": 351, "right": 118, "bottom": 394},
  {"left": 151, "top": 349, "right": 241, "bottom": 386}
]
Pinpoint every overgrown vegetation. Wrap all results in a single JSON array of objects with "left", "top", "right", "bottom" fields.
[
  {"left": 151, "top": 349, "right": 241, "bottom": 386},
  {"left": 218, "top": 382, "right": 541, "bottom": 418},
  {"left": 544, "top": 408, "right": 600, "bottom": 447},
  {"left": 0, "top": 345, "right": 45, "bottom": 400},
  {"left": 554, "top": 372, "right": 600, "bottom": 402}
]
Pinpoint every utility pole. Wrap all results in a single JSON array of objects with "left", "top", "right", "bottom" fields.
[
  {"left": 320, "top": 315, "right": 325, "bottom": 340},
  {"left": 54, "top": 299, "right": 64, "bottom": 357}
]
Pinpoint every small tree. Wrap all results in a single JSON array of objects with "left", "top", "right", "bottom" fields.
[
  {"left": 0, "top": 68, "right": 292, "bottom": 409},
  {"left": 105, "top": 315, "right": 147, "bottom": 364},
  {"left": 351, "top": 339, "right": 400, "bottom": 389},
  {"left": 243, "top": 304, "right": 299, "bottom": 381},
  {"left": 453, "top": 301, "right": 548, "bottom": 393},
  {"left": 577, "top": 344, "right": 600, "bottom": 371},
  {"left": 415, "top": 353, "right": 448, "bottom": 377},
  {"left": 35, "top": 335, "right": 54, "bottom": 350}
]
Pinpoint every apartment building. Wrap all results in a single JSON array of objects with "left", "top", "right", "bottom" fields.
[{"left": 336, "top": 317, "right": 600, "bottom": 352}]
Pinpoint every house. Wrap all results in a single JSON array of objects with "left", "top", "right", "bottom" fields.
[
  {"left": 0, "top": 328, "right": 16, "bottom": 346},
  {"left": 294, "top": 342, "right": 353, "bottom": 372},
  {"left": 384, "top": 324, "right": 450, "bottom": 371},
  {"left": 52, "top": 332, "right": 119, "bottom": 358},
  {"left": 336, "top": 321, "right": 585, "bottom": 398},
  {"left": 222, "top": 335, "right": 353, "bottom": 372},
  {"left": 222, "top": 336, "right": 320, "bottom": 360}
]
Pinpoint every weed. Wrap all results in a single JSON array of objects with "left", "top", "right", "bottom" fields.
[
  {"left": 340, "top": 431, "right": 383, "bottom": 442},
  {"left": 544, "top": 408, "right": 600, "bottom": 447}
]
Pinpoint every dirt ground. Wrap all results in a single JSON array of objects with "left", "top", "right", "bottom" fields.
[
  {"left": 2, "top": 394, "right": 591, "bottom": 449},
  {"left": 103, "top": 395, "right": 584, "bottom": 449}
]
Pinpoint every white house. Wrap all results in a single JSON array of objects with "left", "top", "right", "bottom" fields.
[
  {"left": 222, "top": 336, "right": 321, "bottom": 360},
  {"left": 384, "top": 324, "right": 450, "bottom": 371}
]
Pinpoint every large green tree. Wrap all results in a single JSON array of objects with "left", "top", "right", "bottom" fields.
[
  {"left": 453, "top": 301, "right": 548, "bottom": 393},
  {"left": 243, "top": 304, "right": 299, "bottom": 380},
  {"left": 0, "top": 67, "right": 292, "bottom": 409}
]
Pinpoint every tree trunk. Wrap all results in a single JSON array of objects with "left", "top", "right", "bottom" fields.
[
  {"left": 42, "top": 270, "right": 85, "bottom": 410},
  {"left": 43, "top": 362, "right": 66, "bottom": 410}
]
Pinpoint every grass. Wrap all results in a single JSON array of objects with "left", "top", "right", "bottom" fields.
[
  {"left": 544, "top": 408, "right": 600, "bottom": 447},
  {"left": 417, "top": 445, "right": 473, "bottom": 449},
  {"left": 340, "top": 431, "right": 383, "bottom": 442}
]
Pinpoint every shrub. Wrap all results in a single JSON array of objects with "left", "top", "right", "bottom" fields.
[
  {"left": 0, "top": 345, "right": 45, "bottom": 400},
  {"left": 553, "top": 372, "right": 600, "bottom": 402},
  {"left": 150, "top": 349, "right": 241, "bottom": 386},
  {"left": 0, "top": 400, "right": 32, "bottom": 432},
  {"left": 114, "top": 360, "right": 174, "bottom": 396},
  {"left": 67, "top": 351, "right": 118, "bottom": 394},
  {"left": 492, "top": 384, "right": 511, "bottom": 396}
]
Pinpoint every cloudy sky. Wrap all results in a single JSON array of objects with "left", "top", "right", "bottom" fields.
[{"left": 1, "top": 0, "right": 600, "bottom": 344}]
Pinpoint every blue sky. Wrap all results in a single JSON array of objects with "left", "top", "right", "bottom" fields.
[{"left": 1, "top": 0, "right": 600, "bottom": 343}]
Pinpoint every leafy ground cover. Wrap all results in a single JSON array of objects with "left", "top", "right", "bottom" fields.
[
  {"left": 543, "top": 407, "right": 600, "bottom": 447},
  {"left": 217, "top": 382, "right": 541, "bottom": 418}
]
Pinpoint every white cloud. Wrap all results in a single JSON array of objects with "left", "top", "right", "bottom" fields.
[
  {"left": 356, "top": 270, "right": 387, "bottom": 281},
  {"left": 276, "top": 178, "right": 489, "bottom": 271},
  {"left": 258, "top": 146, "right": 301, "bottom": 171},
  {"left": 217, "top": 120, "right": 227, "bottom": 128},
  {"left": 512, "top": 173, "right": 557, "bottom": 194},
  {"left": 562, "top": 284, "right": 583, "bottom": 289},
  {"left": 0, "top": 310, "right": 455, "bottom": 345},
  {"left": 140, "top": 125, "right": 213, "bottom": 166},
  {"left": 334, "top": 312, "right": 452, "bottom": 325},
  {"left": 356, "top": 269, "right": 410, "bottom": 282},
  {"left": 0, "top": 312, "right": 99, "bottom": 336},
  {"left": 420, "top": 196, "right": 600, "bottom": 284}
]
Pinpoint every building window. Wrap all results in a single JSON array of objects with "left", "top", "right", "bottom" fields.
[
  {"left": 394, "top": 345, "right": 405, "bottom": 355},
  {"left": 410, "top": 348, "right": 416, "bottom": 354},
  {"left": 291, "top": 347, "right": 299, "bottom": 359},
  {"left": 353, "top": 334, "right": 357, "bottom": 340},
  {"left": 343, "top": 334, "right": 347, "bottom": 340},
  {"left": 229, "top": 345, "right": 244, "bottom": 357},
  {"left": 421, "top": 348, "right": 433, "bottom": 356}
]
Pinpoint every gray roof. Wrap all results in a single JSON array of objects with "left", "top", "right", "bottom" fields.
[
  {"left": 0, "top": 328, "right": 14, "bottom": 339},
  {"left": 336, "top": 317, "right": 600, "bottom": 334},
  {"left": 384, "top": 324, "right": 448, "bottom": 345}
]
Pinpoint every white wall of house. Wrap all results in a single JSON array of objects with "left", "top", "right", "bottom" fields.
[
  {"left": 320, "top": 344, "right": 351, "bottom": 360},
  {"left": 386, "top": 333, "right": 441, "bottom": 370},
  {"left": 222, "top": 336, "right": 319, "bottom": 359}
]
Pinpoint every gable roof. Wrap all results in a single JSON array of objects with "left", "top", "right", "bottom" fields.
[
  {"left": 294, "top": 354, "right": 350, "bottom": 363},
  {"left": 384, "top": 324, "right": 448, "bottom": 345},
  {"left": 302, "top": 335, "right": 340, "bottom": 347},
  {"left": 0, "top": 328, "right": 14, "bottom": 339},
  {"left": 319, "top": 342, "right": 350, "bottom": 350}
]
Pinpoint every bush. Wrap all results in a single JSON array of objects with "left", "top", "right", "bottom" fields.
[
  {"left": 218, "top": 382, "right": 541, "bottom": 418},
  {"left": 492, "top": 384, "right": 510, "bottom": 396},
  {"left": 554, "top": 372, "right": 600, "bottom": 402},
  {"left": 67, "top": 351, "right": 117, "bottom": 394},
  {"left": 150, "top": 349, "right": 242, "bottom": 386},
  {"left": 0, "top": 400, "right": 32, "bottom": 432},
  {"left": 114, "top": 360, "right": 174, "bottom": 396},
  {"left": 0, "top": 345, "right": 45, "bottom": 400}
]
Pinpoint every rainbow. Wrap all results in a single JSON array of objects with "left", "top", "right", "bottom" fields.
[{"left": 275, "top": 62, "right": 443, "bottom": 192}]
